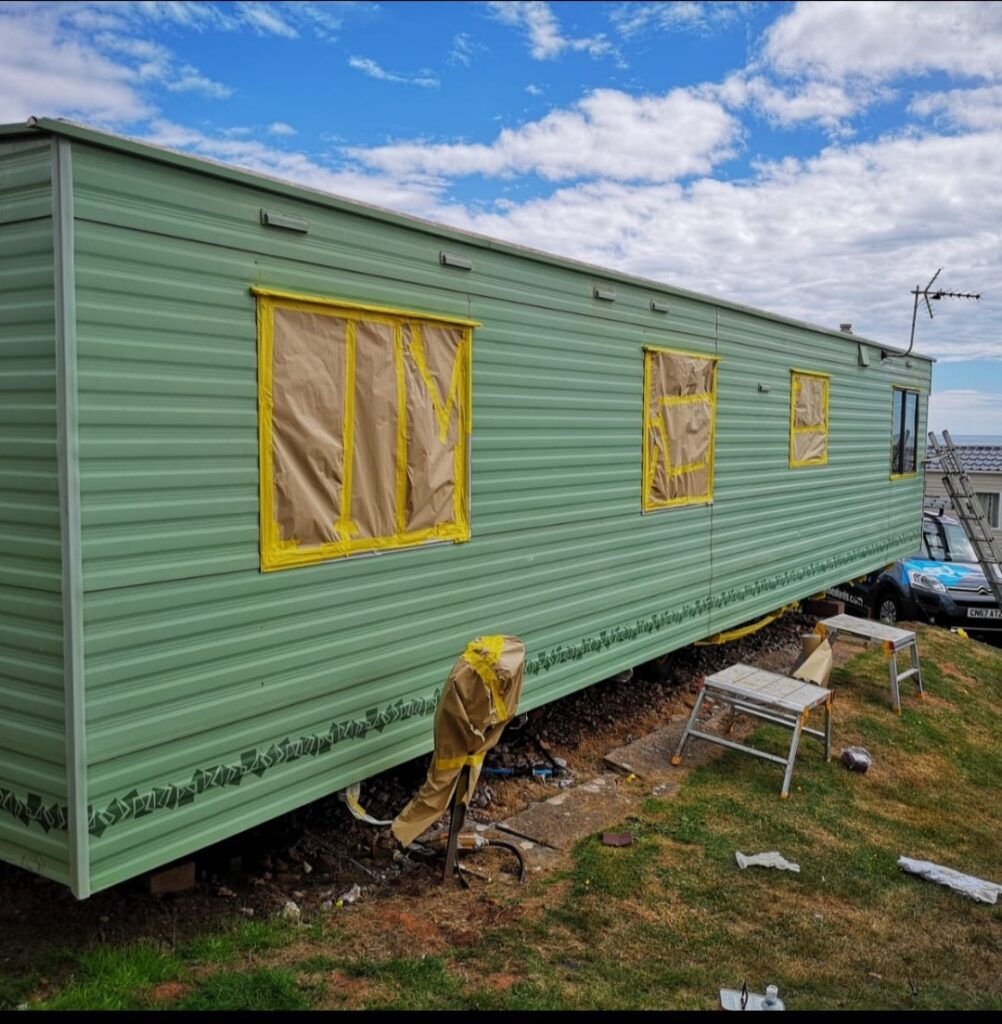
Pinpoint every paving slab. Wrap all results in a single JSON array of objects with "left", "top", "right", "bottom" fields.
[
  {"left": 603, "top": 720, "right": 686, "bottom": 781},
  {"left": 496, "top": 773, "right": 641, "bottom": 850},
  {"left": 603, "top": 707, "right": 738, "bottom": 780}
]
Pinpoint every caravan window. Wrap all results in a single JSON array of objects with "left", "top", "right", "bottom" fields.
[
  {"left": 642, "top": 347, "right": 718, "bottom": 510},
  {"left": 254, "top": 289, "right": 474, "bottom": 571},
  {"left": 789, "top": 370, "right": 829, "bottom": 468},
  {"left": 891, "top": 387, "right": 920, "bottom": 477}
]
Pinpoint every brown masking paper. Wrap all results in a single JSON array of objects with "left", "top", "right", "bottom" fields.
[
  {"left": 403, "top": 324, "right": 464, "bottom": 533},
  {"left": 794, "top": 374, "right": 825, "bottom": 429},
  {"left": 271, "top": 308, "right": 346, "bottom": 547},
  {"left": 349, "top": 320, "right": 399, "bottom": 540},
  {"left": 392, "top": 635, "right": 525, "bottom": 847},
  {"left": 647, "top": 350, "right": 715, "bottom": 506},
  {"left": 793, "top": 429, "right": 827, "bottom": 465}
]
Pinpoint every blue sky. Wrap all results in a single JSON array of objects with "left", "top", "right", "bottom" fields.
[{"left": 2, "top": 1, "right": 1001, "bottom": 431}]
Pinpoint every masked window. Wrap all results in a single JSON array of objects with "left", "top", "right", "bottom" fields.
[
  {"left": 643, "top": 347, "right": 718, "bottom": 511},
  {"left": 255, "top": 290, "right": 474, "bottom": 571},
  {"left": 789, "top": 370, "right": 829, "bottom": 468}
]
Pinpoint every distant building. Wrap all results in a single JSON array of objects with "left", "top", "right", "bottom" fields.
[{"left": 925, "top": 445, "right": 1002, "bottom": 541}]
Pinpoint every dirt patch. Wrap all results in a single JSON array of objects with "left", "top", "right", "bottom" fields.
[
  {"left": 932, "top": 659, "right": 976, "bottom": 685},
  {"left": 147, "top": 981, "right": 193, "bottom": 1004},
  {"left": 320, "top": 970, "right": 378, "bottom": 1009}
]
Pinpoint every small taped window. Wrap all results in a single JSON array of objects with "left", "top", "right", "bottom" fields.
[
  {"left": 255, "top": 289, "right": 474, "bottom": 571},
  {"left": 643, "top": 346, "right": 718, "bottom": 510},
  {"left": 789, "top": 370, "right": 829, "bottom": 468}
]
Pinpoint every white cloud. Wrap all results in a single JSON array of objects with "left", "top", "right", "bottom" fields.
[
  {"left": 712, "top": 73, "right": 877, "bottom": 136},
  {"left": 233, "top": 1, "right": 298, "bottom": 38},
  {"left": 487, "top": 1, "right": 614, "bottom": 60},
  {"left": 268, "top": 121, "right": 297, "bottom": 137},
  {"left": 0, "top": 8, "right": 150, "bottom": 122},
  {"left": 911, "top": 85, "right": 1002, "bottom": 131},
  {"left": 525, "top": 84, "right": 544, "bottom": 96},
  {"left": 423, "top": 128, "right": 1000, "bottom": 362},
  {"left": 929, "top": 390, "right": 1002, "bottom": 435},
  {"left": 762, "top": 1, "right": 1002, "bottom": 82},
  {"left": 165, "top": 65, "right": 233, "bottom": 98},
  {"left": 351, "top": 87, "right": 740, "bottom": 181},
  {"left": 612, "top": 1, "right": 750, "bottom": 37},
  {"left": 141, "top": 119, "right": 452, "bottom": 219},
  {"left": 348, "top": 55, "right": 440, "bottom": 88},
  {"left": 449, "top": 32, "right": 480, "bottom": 68}
]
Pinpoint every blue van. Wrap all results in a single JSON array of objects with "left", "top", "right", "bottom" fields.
[{"left": 827, "top": 511, "right": 1002, "bottom": 634}]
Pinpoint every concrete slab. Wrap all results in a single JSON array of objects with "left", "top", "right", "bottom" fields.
[
  {"left": 603, "top": 721, "right": 686, "bottom": 781},
  {"left": 603, "top": 707, "right": 738, "bottom": 780},
  {"left": 496, "top": 773, "right": 640, "bottom": 851}
]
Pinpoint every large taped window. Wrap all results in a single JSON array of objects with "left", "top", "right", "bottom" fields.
[
  {"left": 255, "top": 289, "right": 474, "bottom": 571},
  {"left": 789, "top": 370, "right": 829, "bottom": 468},
  {"left": 643, "top": 347, "right": 718, "bottom": 511}
]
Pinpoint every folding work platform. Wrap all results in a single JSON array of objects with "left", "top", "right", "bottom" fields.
[
  {"left": 817, "top": 614, "right": 923, "bottom": 713},
  {"left": 670, "top": 664, "right": 833, "bottom": 798}
]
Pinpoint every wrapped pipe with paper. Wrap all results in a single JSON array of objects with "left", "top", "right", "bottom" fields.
[{"left": 392, "top": 635, "right": 525, "bottom": 847}]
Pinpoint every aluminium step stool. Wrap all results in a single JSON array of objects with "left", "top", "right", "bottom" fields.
[
  {"left": 670, "top": 663, "right": 833, "bottom": 799},
  {"left": 817, "top": 614, "right": 924, "bottom": 714}
]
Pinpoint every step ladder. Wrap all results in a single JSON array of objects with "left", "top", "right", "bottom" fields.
[{"left": 927, "top": 430, "right": 1002, "bottom": 608}]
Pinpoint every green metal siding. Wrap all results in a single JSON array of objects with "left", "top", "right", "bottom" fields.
[
  {"left": 62, "top": 139, "right": 930, "bottom": 892},
  {"left": 0, "top": 138, "right": 69, "bottom": 884}
]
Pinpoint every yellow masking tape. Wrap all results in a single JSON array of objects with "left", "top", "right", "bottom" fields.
[
  {"left": 255, "top": 290, "right": 474, "bottom": 571},
  {"left": 393, "top": 322, "right": 408, "bottom": 536},
  {"left": 336, "top": 320, "right": 359, "bottom": 539},
  {"left": 436, "top": 751, "right": 486, "bottom": 771},
  {"left": 462, "top": 635, "right": 508, "bottom": 719}
]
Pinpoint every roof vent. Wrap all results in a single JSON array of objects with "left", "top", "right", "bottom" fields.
[{"left": 839, "top": 323, "right": 853, "bottom": 333}]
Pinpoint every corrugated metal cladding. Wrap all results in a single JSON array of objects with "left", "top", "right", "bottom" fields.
[
  {"left": 0, "top": 138, "right": 69, "bottom": 884},
  {"left": 0, "top": 123, "right": 931, "bottom": 895}
]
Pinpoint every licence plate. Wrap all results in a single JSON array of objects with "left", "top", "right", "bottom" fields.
[{"left": 967, "top": 607, "right": 1002, "bottom": 618}]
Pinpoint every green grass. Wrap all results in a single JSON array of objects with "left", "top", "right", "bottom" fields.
[
  {"left": 25, "top": 917, "right": 301, "bottom": 1011},
  {"left": 13, "top": 624, "right": 1002, "bottom": 1010},
  {"left": 174, "top": 969, "right": 311, "bottom": 1011}
]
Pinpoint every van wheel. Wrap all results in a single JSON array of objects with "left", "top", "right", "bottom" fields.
[{"left": 876, "top": 591, "right": 901, "bottom": 625}]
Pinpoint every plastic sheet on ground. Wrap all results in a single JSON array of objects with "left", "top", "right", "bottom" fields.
[
  {"left": 735, "top": 850, "right": 801, "bottom": 873},
  {"left": 898, "top": 856, "right": 1002, "bottom": 904}
]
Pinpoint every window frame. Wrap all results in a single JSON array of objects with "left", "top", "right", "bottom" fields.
[
  {"left": 890, "top": 385, "right": 921, "bottom": 479},
  {"left": 254, "top": 287, "right": 477, "bottom": 572},
  {"left": 788, "top": 368, "right": 830, "bottom": 469},
  {"left": 641, "top": 345, "right": 720, "bottom": 513},
  {"left": 975, "top": 492, "right": 1001, "bottom": 529}
]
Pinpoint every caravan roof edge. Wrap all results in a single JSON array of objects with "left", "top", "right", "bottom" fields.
[{"left": 2, "top": 116, "right": 935, "bottom": 364}]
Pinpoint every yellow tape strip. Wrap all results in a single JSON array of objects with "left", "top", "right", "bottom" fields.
[
  {"left": 462, "top": 635, "right": 508, "bottom": 720},
  {"left": 409, "top": 324, "right": 465, "bottom": 444},
  {"left": 393, "top": 323, "right": 408, "bottom": 536},
  {"left": 336, "top": 320, "right": 359, "bottom": 539},
  {"left": 436, "top": 752, "right": 486, "bottom": 771},
  {"left": 250, "top": 286, "right": 481, "bottom": 328},
  {"left": 694, "top": 602, "right": 800, "bottom": 646},
  {"left": 662, "top": 392, "right": 712, "bottom": 406},
  {"left": 257, "top": 297, "right": 276, "bottom": 571}
]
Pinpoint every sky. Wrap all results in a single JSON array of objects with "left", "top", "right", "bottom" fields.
[{"left": 2, "top": 0, "right": 1000, "bottom": 432}]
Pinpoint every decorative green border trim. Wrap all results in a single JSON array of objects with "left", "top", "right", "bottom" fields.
[
  {"left": 0, "top": 528, "right": 916, "bottom": 837},
  {"left": 524, "top": 530, "right": 915, "bottom": 674}
]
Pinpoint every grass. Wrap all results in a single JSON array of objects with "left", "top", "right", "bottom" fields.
[{"left": 11, "top": 624, "right": 1002, "bottom": 1010}]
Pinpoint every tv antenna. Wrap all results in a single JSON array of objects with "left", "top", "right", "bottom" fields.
[{"left": 893, "top": 268, "right": 981, "bottom": 359}]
